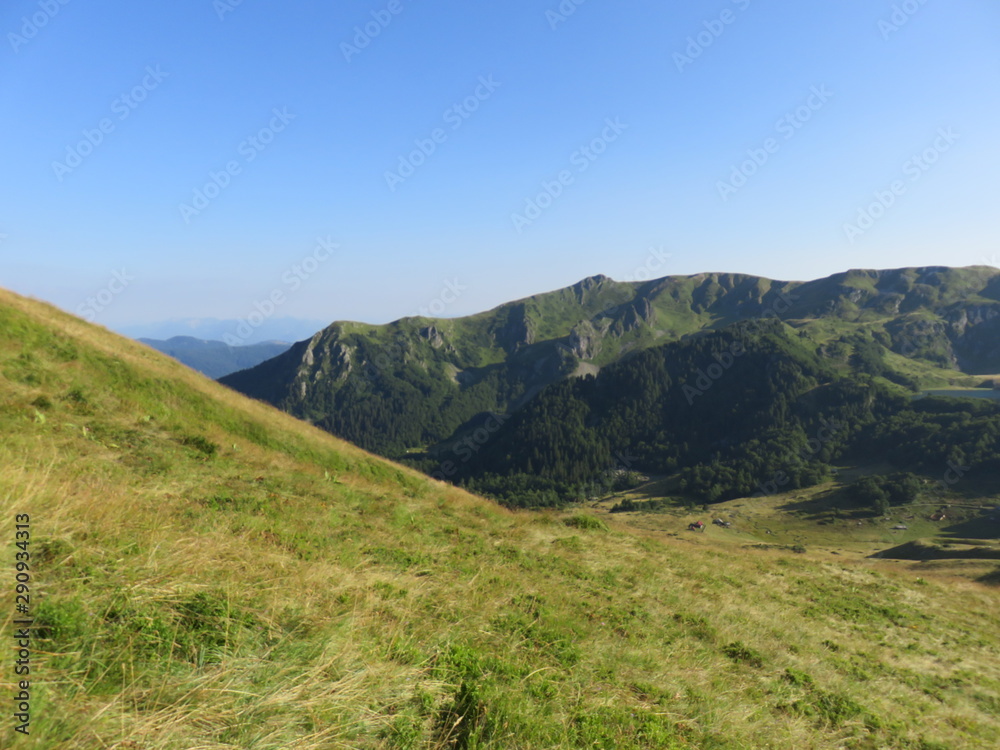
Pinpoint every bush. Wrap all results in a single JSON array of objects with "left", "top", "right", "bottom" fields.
[
  {"left": 853, "top": 472, "right": 921, "bottom": 513},
  {"left": 34, "top": 597, "right": 87, "bottom": 641},
  {"left": 783, "top": 668, "right": 815, "bottom": 687},
  {"left": 563, "top": 514, "right": 608, "bottom": 531},
  {"left": 792, "top": 689, "right": 866, "bottom": 727},
  {"left": 611, "top": 471, "right": 644, "bottom": 492},
  {"left": 31, "top": 394, "right": 52, "bottom": 410},
  {"left": 722, "top": 641, "right": 764, "bottom": 668},
  {"left": 854, "top": 476, "right": 887, "bottom": 508},
  {"left": 178, "top": 433, "right": 219, "bottom": 457},
  {"left": 610, "top": 497, "right": 673, "bottom": 513}
]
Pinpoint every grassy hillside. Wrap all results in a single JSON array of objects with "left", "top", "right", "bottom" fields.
[{"left": 2, "top": 288, "right": 1000, "bottom": 749}]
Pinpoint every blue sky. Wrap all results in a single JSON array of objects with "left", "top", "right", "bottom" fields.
[{"left": 2, "top": 0, "right": 999, "bottom": 337}]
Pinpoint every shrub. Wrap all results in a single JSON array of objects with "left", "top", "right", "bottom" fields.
[
  {"left": 563, "top": 514, "right": 608, "bottom": 531},
  {"left": 31, "top": 394, "right": 52, "bottom": 410},
  {"left": 178, "top": 433, "right": 219, "bottom": 457},
  {"left": 792, "top": 689, "right": 865, "bottom": 727},
  {"left": 722, "top": 641, "right": 764, "bottom": 668},
  {"left": 783, "top": 668, "right": 815, "bottom": 687},
  {"left": 34, "top": 597, "right": 88, "bottom": 641}
]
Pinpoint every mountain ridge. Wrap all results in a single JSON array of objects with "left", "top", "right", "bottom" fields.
[{"left": 221, "top": 265, "right": 1000, "bottom": 460}]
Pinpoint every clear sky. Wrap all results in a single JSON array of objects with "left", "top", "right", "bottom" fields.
[{"left": 2, "top": 0, "right": 999, "bottom": 335}]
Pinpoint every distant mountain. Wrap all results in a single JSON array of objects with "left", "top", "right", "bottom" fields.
[
  {"left": 139, "top": 336, "right": 292, "bottom": 379},
  {"left": 116, "top": 317, "right": 325, "bottom": 345},
  {"left": 222, "top": 265, "right": 1000, "bottom": 450}
]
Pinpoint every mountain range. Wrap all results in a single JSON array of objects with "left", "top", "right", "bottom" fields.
[
  {"left": 139, "top": 336, "right": 292, "bottom": 379},
  {"left": 220, "top": 266, "right": 1000, "bottom": 506}
]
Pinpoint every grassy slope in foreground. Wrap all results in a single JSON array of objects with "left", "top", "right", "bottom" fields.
[{"left": 1, "top": 288, "right": 999, "bottom": 750}]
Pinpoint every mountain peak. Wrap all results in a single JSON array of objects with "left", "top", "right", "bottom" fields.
[
  {"left": 569, "top": 274, "right": 613, "bottom": 303},
  {"left": 574, "top": 273, "right": 610, "bottom": 288}
]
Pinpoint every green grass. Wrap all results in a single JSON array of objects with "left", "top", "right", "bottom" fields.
[{"left": 1, "top": 288, "right": 999, "bottom": 749}]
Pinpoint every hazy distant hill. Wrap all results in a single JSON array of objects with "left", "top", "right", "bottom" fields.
[
  {"left": 139, "top": 336, "right": 292, "bottom": 379},
  {"left": 116, "top": 316, "right": 325, "bottom": 345}
]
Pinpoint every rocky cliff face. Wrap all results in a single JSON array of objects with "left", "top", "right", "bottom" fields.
[
  {"left": 947, "top": 306, "right": 1000, "bottom": 373},
  {"left": 490, "top": 304, "right": 535, "bottom": 353},
  {"left": 293, "top": 333, "right": 353, "bottom": 399},
  {"left": 571, "top": 274, "right": 610, "bottom": 303},
  {"left": 567, "top": 321, "right": 601, "bottom": 360},
  {"left": 618, "top": 296, "right": 655, "bottom": 334},
  {"left": 419, "top": 325, "right": 445, "bottom": 349}
]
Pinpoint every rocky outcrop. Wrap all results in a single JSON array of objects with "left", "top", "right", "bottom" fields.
[
  {"left": 294, "top": 335, "right": 353, "bottom": 399},
  {"left": 419, "top": 325, "right": 445, "bottom": 349},
  {"left": 946, "top": 304, "right": 1000, "bottom": 373},
  {"left": 609, "top": 296, "right": 655, "bottom": 335},
  {"left": 491, "top": 304, "right": 535, "bottom": 353},
  {"left": 571, "top": 274, "right": 609, "bottom": 303},
  {"left": 567, "top": 321, "right": 601, "bottom": 360},
  {"left": 623, "top": 297, "right": 655, "bottom": 331},
  {"left": 945, "top": 304, "right": 1000, "bottom": 335}
]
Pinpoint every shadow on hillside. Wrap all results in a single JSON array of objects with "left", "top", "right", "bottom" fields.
[
  {"left": 939, "top": 517, "right": 1000, "bottom": 541},
  {"left": 620, "top": 476, "right": 682, "bottom": 503},
  {"left": 777, "top": 486, "right": 869, "bottom": 521},
  {"left": 977, "top": 567, "right": 1000, "bottom": 586}
]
